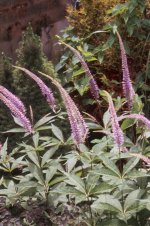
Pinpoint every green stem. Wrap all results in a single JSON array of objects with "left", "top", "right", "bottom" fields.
[{"left": 81, "top": 165, "right": 94, "bottom": 226}]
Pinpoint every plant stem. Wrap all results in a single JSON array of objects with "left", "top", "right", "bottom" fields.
[
  {"left": 87, "top": 196, "right": 94, "bottom": 226},
  {"left": 81, "top": 165, "right": 94, "bottom": 226}
]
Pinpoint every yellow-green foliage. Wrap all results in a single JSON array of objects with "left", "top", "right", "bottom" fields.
[
  {"left": 67, "top": 0, "right": 126, "bottom": 41},
  {"left": 66, "top": 0, "right": 128, "bottom": 92},
  {"left": 66, "top": 0, "right": 150, "bottom": 91}
]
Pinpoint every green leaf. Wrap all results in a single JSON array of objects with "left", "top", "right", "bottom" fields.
[
  {"left": 74, "top": 76, "right": 89, "bottom": 96},
  {"left": 90, "top": 182, "right": 113, "bottom": 195},
  {"left": 51, "top": 124, "right": 64, "bottom": 142},
  {"left": 27, "top": 150, "right": 40, "bottom": 167},
  {"left": 17, "top": 181, "right": 37, "bottom": 195},
  {"left": 92, "top": 194, "right": 123, "bottom": 213},
  {"left": 41, "top": 146, "right": 58, "bottom": 167},
  {"left": 72, "top": 55, "right": 80, "bottom": 65},
  {"left": 103, "top": 110, "right": 110, "bottom": 128},
  {"left": 127, "top": 25, "right": 135, "bottom": 36},
  {"left": 49, "top": 176, "right": 66, "bottom": 186},
  {"left": 28, "top": 162, "right": 45, "bottom": 185},
  {"left": 45, "top": 166, "right": 57, "bottom": 183},
  {"left": 86, "top": 174, "right": 99, "bottom": 195},
  {"left": 35, "top": 126, "right": 52, "bottom": 131},
  {"left": 0, "top": 139, "right": 8, "bottom": 157},
  {"left": 52, "top": 184, "right": 82, "bottom": 196},
  {"left": 72, "top": 68, "right": 85, "bottom": 78},
  {"left": 64, "top": 173, "right": 86, "bottom": 194},
  {"left": 2, "top": 128, "right": 25, "bottom": 133},
  {"left": 92, "top": 139, "right": 110, "bottom": 154},
  {"left": 7, "top": 181, "right": 16, "bottom": 194},
  {"left": 11, "top": 156, "right": 24, "bottom": 171},
  {"left": 124, "top": 189, "right": 144, "bottom": 212},
  {"left": 121, "top": 118, "right": 135, "bottom": 130},
  {"left": 32, "top": 132, "right": 39, "bottom": 148},
  {"left": 66, "top": 156, "right": 77, "bottom": 173},
  {"left": 78, "top": 144, "right": 90, "bottom": 153},
  {"left": 123, "top": 157, "right": 139, "bottom": 177},
  {"left": 127, "top": 169, "right": 147, "bottom": 178},
  {"left": 100, "top": 156, "right": 121, "bottom": 177},
  {"left": 94, "top": 167, "right": 119, "bottom": 177},
  {"left": 98, "top": 52, "right": 104, "bottom": 64},
  {"left": 106, "top": 3, "right": 128, "bottom": 16},
  {"left": 34, "top": 115, "right": 56, "bottom": 129},
  {"left": 132, "top": 94, "right": 143, "bottom": 113},
  {"left": 103, "top": 34, "right": 116, "bottom": 49}
]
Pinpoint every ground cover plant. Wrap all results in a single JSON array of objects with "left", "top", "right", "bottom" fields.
[{"left": 0, "top": 0, "right": 150, "bottom": 225}]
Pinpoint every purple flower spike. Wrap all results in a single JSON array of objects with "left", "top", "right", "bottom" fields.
[
  {"left": 116, "top": 31, "right": 135, "bottom": 109},
  {"left": 0, "top": 85, "right": 26, "bottom": 114},
  {"left": 60, "top": 42, "right": 99, "bottom": 100},
  {"left": 0, "top": 93, "right": 32, "bottom": 133},
  {"left": 105, "top": 91, "right": 124, "bottom": 147},
  {"left": 120, "top": 114, "right": 150, "bottom": 129},
  {"left": 15, "top": 67, "right": 56, "bottom": 111},
  {"left": 56, "top": 81, "right": 88, "bottom": 146},
  {"left": 89, "top": 78, "right": 99, "bottom": 100}
]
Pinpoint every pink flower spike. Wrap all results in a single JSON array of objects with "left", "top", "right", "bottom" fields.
[
  {"left": 104, "top": 91, "right": 124, "bottom": 147},
  {"left": 0, "top": 93, "right": 32, "bottom": 133},
  {"left": 14, "top": 66, "right": 56, "bottom": 111},
  {"left": 0, "top": 85, "right": 26, "bottom": 114},
  {"left": 56, "top": 82, "right": 88, "bottom": 146},
  {"left": 60, "top": 41, "right": 99, "bottom": 100},
  {"left": 116, "top": 31, "right": 135, "bottom": 109}
]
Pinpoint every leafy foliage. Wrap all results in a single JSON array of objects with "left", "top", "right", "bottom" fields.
[
  {"left": 0, "top": 1, "right": 150, "bottom": 225},
  {"left": 56, "top": 0, "right": 150, "bottom": 119}
]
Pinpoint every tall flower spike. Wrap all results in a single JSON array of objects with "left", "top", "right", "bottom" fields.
[
  {"left": 119, "top": 113, "right": 150, "bottom": 129},
  {"left": 0, "top": 93, "right": 32, "bottom": 133},
  {"left": 0, "top": 85, "right": 26, "bottom": 114},
  {"left": 15, "top": 68, "right": 88, "bottom": 146},
  {"left": 116, "top": 31, "right": 135, "bottom": 109},
  {"left": 39, "top": 70, "right": 88, "bottom": 146},
  {"left": 14, "top": 66, "right": 56, "bottom": 111},
  {"left": 104, "top": 91, "right": 124, "bottom": 147},
  {"left": 60, "top": 41, "right": 99, "bottom": 100},
  {"left": 54, "top": 80, "right": 88, "bottom": 145}
]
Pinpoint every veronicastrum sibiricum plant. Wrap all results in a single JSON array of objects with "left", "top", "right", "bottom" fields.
[
  {"left": 116, "top": 31, "right": 135, "bottom": 109},
  {"left": 15, "top": 67, "right": 88, "bottom": 146},
  {"left": 53, "top": 80, "right": 88, "bottom": 145},
  {"left": 103, "top": 91, "right": 124, "bottom": 148},
  {"left": 59, "top": 41, "right": 99, "bottom": 100},
  {"left": 0, "top": 25, "right": 150, "bottom": 226},
  {"left": 0, "top": 93, "right": 32, "bottom": 133},
  {"left": 40, "top": 72, "right": 89, "bottom": 146},
  {"left": 14, "top": 66, "right": 56, "bottom": 111}
]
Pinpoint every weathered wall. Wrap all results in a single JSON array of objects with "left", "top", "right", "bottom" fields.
[{"left": 0, "top": 0, "right": 72, "bottom": 61}]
